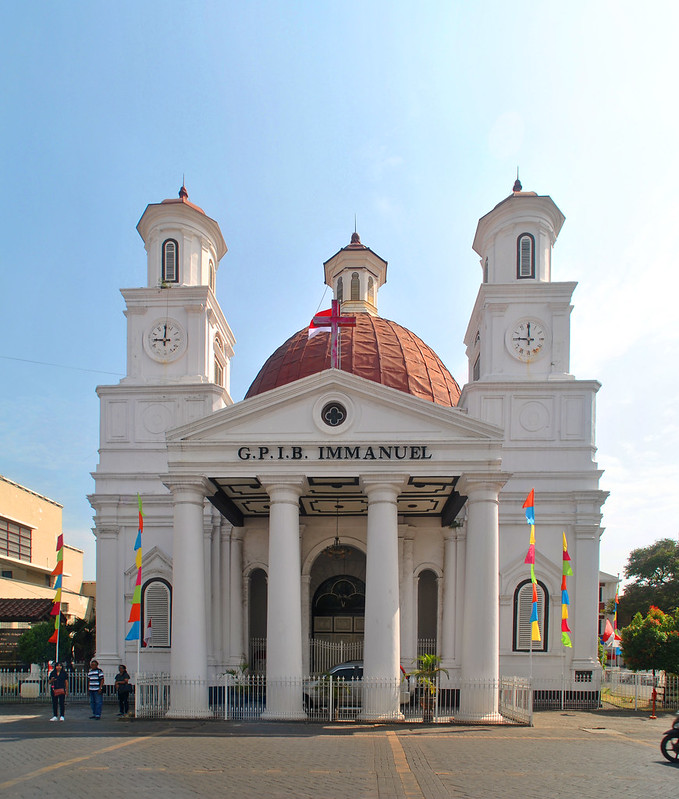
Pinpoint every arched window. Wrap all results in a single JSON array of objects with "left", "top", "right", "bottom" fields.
[
  {"left": 337, "top": 276, "right": 343, "bottom": 302},
  {"left": 351, "top": 272, "right": 360, "bottom": 301},
  {"left": 162, "top": 239, "right": 179, "bottom": 283},
  {"left": 513, "top": 579, "right": 548, "bottom": 652},
  {"left": 142, "top": 578, "right": 171, "bottom": 647},
  {"left": 214, "top": 358, "right": 224, "bottom": 386},
  {"left": 209, "top": 259, "right": 215, "bottom": 293},
  {"left": 367, "top": 276, "right": 375, "bottom": 305},
  {"left": 483, "top": 257, "right": 489, "bottom": 283},
  {"left": 517, "top": 233, "right": 535, "bottom": 279},
  {"left": 417, "top": 569, "right": 438, "bottom": 651}
]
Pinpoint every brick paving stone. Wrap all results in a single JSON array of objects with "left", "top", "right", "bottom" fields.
[{"left": 0, "top": 704, "right": 677, "bottom": 799}]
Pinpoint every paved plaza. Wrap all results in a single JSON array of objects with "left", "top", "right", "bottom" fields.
[{"left": 0, "top": 704, "right": 677, "bottom": 798}]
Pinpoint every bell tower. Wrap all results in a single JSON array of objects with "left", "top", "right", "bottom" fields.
[{"left": 462, "top": 179, "right": 575, "bottom": 384}]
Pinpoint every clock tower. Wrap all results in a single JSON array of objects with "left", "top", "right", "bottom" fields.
[
  {"left": 459, "top": 181, "right": 606, "bottom": 676},
  {"left": 90, "top": 188, "right": 236, "bottom": 673}
]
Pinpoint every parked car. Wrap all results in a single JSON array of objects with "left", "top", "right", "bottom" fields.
[{"left": 304, "top": 661, "right": 410, "bottom": 710}]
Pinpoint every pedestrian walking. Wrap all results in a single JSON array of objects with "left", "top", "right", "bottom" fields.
[
  {"left": 87, "top": 659, "right": 105, "bottom": 719},
  {"left": 114, "top": 664, "right": 131, "bottom": 716},
  {"left": 48, "top": 662, "right": 68, "bottom": 721}
]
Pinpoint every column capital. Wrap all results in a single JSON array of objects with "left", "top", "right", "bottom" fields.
[
  {"left": 162, "top": 474, "right": 213, "bottom": 501},
  {"left": 456, "top": 472, "right": 510, "bottom": 501},
  {"left": 360, "top": 473, "right": 408, "bottom": 499},
  {"left": 258, "top": 474, "right": 307, "bottom": 504}
]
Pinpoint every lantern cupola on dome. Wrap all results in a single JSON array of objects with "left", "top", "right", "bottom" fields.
[{"left": 323, "top": 231, "right": 387, "bottom": 316}]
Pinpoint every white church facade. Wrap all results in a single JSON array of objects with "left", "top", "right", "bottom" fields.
[{"left": 90, "top": 182, "right": 607, "bottom": 720}]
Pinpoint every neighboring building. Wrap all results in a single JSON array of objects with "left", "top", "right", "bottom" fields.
[
  {"left": 0, "top": 475, "right": 94, "bottom": 664},
  {"left": 90, "top": 182, "right": 608, "bottom": 719}
]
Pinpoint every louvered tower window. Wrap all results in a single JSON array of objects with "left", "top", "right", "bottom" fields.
[
  {"left": 209, "top": 259, "right": 215, "bottom": 293},
  {"left": 162, "top": 239, "right": 179, "bottom": 283},
  {"left": 336, "top": 276, "right": 343, "bottom": 302},
  {"left": 513, "top": 579, "right": 548, "bottom": 651},
  {"left": 142, "top": 579, "right": 172, "bottom": 647},
  {"left": 368, "top": 276, "right": 375, "bottom": 305},
  {"left": 517, "top": 233, "right": 535, "bottom": 279},
  {"left": 351, "top": 272, "right": 360, "bottom": 301}
]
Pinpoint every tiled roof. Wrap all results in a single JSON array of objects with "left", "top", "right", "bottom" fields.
[
  {"left": 246, "top": 313, "right": 461, "bottom": 407},
  {"left": 0, "top": 598, "right": 53, "bottom": 622}
]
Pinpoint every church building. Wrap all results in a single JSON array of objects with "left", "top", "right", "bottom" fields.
[{"left": 90, "top": 182, "right": 607, "bottom": 720}]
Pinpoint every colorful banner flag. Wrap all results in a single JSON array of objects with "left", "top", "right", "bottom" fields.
[
  {"left": 523, "top": 490, "right": 541, "bottom": 642},
  {"left": 48, "top": 534, "right": 64, "bottom": 646},
  {"left": 561, "top": 532, "right": 573, "bottom": 647},
  {"left": 125, "top": 495, "right": 144, "bottom": 642}
]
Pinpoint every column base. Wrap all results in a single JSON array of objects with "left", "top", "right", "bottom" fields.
[
  {"left": 454, "top": 710, "right": 503, "bottom": 724},
  {"left": 358, "top": 710, "right": 405, "bottom": 722},
  {"left": 166, "top": 708, "right": 213, "bottom": 719},
  {"left": 260, "top": 710, "right": 308, "bottom": 721}
]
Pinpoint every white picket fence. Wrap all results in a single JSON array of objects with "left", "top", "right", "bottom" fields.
[
  {"left": 602, "top": 668, "right": 679, "bottom": 710},
  {"left": 133, "top": 672, "right": 533, "bottom": 724},
  {"left": 0, "top": 665, "right": 118, "bottom": 704}
]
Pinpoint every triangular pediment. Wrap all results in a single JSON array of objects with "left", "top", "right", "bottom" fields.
[
  {"left": 164, "top": 368, "right": 508, "bottom": 526},
  {"left": 167, "top": 369, "right": 503, "bottom": 446}
]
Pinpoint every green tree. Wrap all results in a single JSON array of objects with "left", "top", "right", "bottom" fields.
[
  {"left": 16, "top": 620, "right": 69, "bottom": 666},
  {"left": 620, "top": 606, "right": 679, "bottom": 673},
  {"left": 618, "top": 539, "right": 679, "bottom": 625}
]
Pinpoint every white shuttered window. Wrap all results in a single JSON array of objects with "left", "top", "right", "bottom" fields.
[
  {"left": 143, "top": 579, "right": 171, "bottom": 647},
  {"left": 513, "top": 579, "right": 548, "bottom": 651}
]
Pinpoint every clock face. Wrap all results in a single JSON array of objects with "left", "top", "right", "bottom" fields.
[
  {"left": 508, "top": 319, "right": 547, "bottom": 362},
  {"left": 146, "top": 320, "right": 186, "bottom": 362}
]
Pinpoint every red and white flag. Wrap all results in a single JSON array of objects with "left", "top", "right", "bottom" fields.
[
  {"left": 308, "top": 308, "right": 332, "bottom": 339},
  {"left": 143, "top": 619, "right": 152, "bottom": 647}
]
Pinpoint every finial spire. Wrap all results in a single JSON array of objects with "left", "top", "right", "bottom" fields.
[
  {"left": 513, "top": 167, "right": 522, "bottom": 193},
  {"left": 179, "top": 180, "right": 188, "bottom": 200}
]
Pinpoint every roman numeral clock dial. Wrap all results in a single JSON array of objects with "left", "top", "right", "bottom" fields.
[
  {"left": 508, "top": 318, "right": 548, "bottom": 362},
  {"left": 144, "top": 319, "right": 187, "bottom": 362}
]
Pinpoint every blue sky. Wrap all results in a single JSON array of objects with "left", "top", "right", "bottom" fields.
[{"left": 2, "top": 1, "right": 678, "bottom": 582}]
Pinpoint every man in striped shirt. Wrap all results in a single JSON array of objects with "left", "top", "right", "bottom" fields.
[{"left": 87, "top": 659, "right": 105, "bottom": 719}]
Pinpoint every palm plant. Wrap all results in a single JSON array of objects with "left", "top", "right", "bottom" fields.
[{"left": 409, "top": 654, "right": 448, "bottom": 722}]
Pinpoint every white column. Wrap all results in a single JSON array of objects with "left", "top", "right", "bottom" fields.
[
  {"left": 209, "top": 512, "right": 221, "bottom": 667},
  {"left": 260, "top": 475, "right": 306, "bottom": 720},
  {"left": 220, "top": 522, "right": 231, "bottom": 666},
  {"left": 359, "top": 474, "right": 407, "bottom": 721},
  {"left": 572, "top": 522, "right": 602, "bottom": 674},
  {"left": 203, "top": 514, "right": 213, "bottom": 667},
  {"left": 229, "top": 529, "right": 244, "bottom": 663},
  {"left": 165, "top": 476, "right": 211, "bottom": 717},
  {"left": 456, "top": 474, "right": 507, "bottom": 722},
  {"left": 440, "top": 528, "right": 458, "bottom": 667},
  {"left": 400, "top": 533, "right": 416, "bottom": 668},
  {"left": 93, "top": 523, "right": 120, "bottom": 670}
]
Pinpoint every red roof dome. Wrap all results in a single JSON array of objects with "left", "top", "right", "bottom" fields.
[{"left": 245, "top": 314, "right": 461, "bottom": 407}]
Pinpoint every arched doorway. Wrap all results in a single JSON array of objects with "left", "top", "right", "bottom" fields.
[
  {"left": 248, "top": 568, "right": 267, "bottom": 673},
  {"left": 309, "top": 546, "right": 365, "bottom": 672}
]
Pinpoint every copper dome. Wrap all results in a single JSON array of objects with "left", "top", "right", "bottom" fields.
[{"left": 245, "top": 314, "right": 461, "bottom": 407}]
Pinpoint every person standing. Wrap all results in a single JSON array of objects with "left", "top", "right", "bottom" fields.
[
  {"left": 114, "top": 664, "right": 131, "bottom": 716},
  {"left": 87, "top": 659, "right": 105, "bottom": 719},
  {"left": 48, "top": 662, "right": 68, "bottom": 721}
]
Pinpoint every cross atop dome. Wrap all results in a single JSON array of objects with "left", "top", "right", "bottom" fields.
[{"left": 323, "top": 232, "right": 388, "bottom": 316}]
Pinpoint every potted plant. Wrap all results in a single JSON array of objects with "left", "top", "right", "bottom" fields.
[{"left": 409, "top": 654, "right": 448, "bottom": 723}]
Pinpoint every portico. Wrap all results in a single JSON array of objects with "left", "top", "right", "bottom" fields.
[{"left": 160, "top": 368, "right": 506, "bottom": 718}]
